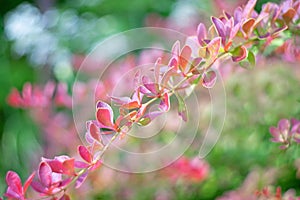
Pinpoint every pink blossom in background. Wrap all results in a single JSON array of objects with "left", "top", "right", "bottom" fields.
[
  {"left": 269, "top": 118, "right": 300, "bottom": 149},
  {"left": 164, "top": 157, "right": 209, "bottom": 183}
]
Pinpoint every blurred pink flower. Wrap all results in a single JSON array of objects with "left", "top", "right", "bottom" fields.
[
  {"left": 165, "top": 157, "right": 209, "bottom": 183},
  {"left": 7, "top": 82, "right": 55, "bottom": 108},
  {"left": 269, "top": 118, "right": 300, "bottom": 149}
]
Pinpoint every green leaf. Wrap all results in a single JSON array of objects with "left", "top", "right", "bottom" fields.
[
  {"left": 239, "top": 50, "right": 256, "bottom": 69},
  {"left": 137, "top": 117, "right": 151, "bottom": 126},
  {"left": 175, "top": 92, "right": 188, "bottom": 121}
]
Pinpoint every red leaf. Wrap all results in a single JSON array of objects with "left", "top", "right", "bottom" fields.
[
  {"left": 89, "top": 122, "right": 101, "bottom": 142},
  {"left": 232, "top": 45, "right": 248, "bottom": 62},
  {"left": 122, "top": 101, "right": 140, "bottom": 110},
  {"left": 242, "top": 18, "right": 255, "bottom": 36},
  {"left": 46, "top": 160, "right": 63, "bottom": 173},
  {"left": 179, "top": 45, "right": 192, "bottom": 72},
  {"left": 96, "top": 108, "right": 114, "bottom": 128},
  {"left": 24, "top": 172, "right": 36, "bottom": 193},
  {"left": 62, "top": 158, "right": 75, "bottom": 176},
  {"left": 78, "top": 145, "right": 92, "bottom": 163},
  {"left": 38, "top": 162, "right": 52, "bottom": 187},
  {"left": 282, "top": 8, "right": 296, "bottom": 24}
]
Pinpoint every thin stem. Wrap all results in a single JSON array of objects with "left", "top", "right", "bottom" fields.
[{"left": 96, "top": 131, "right": 120, "bottom": 160}]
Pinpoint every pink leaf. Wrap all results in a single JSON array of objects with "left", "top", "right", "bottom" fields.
[
  {"left": 5, "top": 171, "right": 22, "bottom": 195},
  {"left": 141, "top": 111, "right": 163, "bottom": 125},
  {"left": 74, "top": 161, "right": 90, "bottom": 169},
  {"left": 142, "top": 76, "right": 159, "bottom": 95},
  {"left": 38, "top": 162, "right": 52, "bottom": 187},
  {"left": 90, "top": 160, "right": 102, "bottom": 171},
  {"left": 168, "top": 57, "right": 178, "bottom": 70},
  {"left": 211, "top": 17, "right": 226, "bottom": 41},
  {"left": 75, "top": 172, "right": 88, "bottom": 189},
  {"left": 134, "top": 70, "right": 141, "bottom": 89},
  {"left": 110, "top": 96, "right": 131, "bottom": 104},
  {"left": 154, "top": 57, "right": 162, "bottom": 84},
  {"left": 4, "top": 187, "right": 21, "bottom": 199},
  {"left": 234, "top": 7, "right": 243, "bottom": 24},
  {"left": 171, "top": 40, "right": 180, "bottom": 57},
  {"left": 31, "top": 181, "right": 47, "bottom": 193},
  {"left": 78, "top": 145, "right": 92, "bottom": 163},
  {"left": 202, "top": 71, "right": 217, "bottom": 88},
  {"left": 89, "top": 122, "right": 101, "bottom": 142},
  {"left": 60, "top": 178, "right": 72, "bottom": 188},
  {"left": 24, "top": 172, "right": 36, "bottom": 193},
  {"left": 197, "top": 23, "right": 207, "bottom": 46},
  {"left": 242, "top": 0, "right": 257, "bottom": 18}
]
